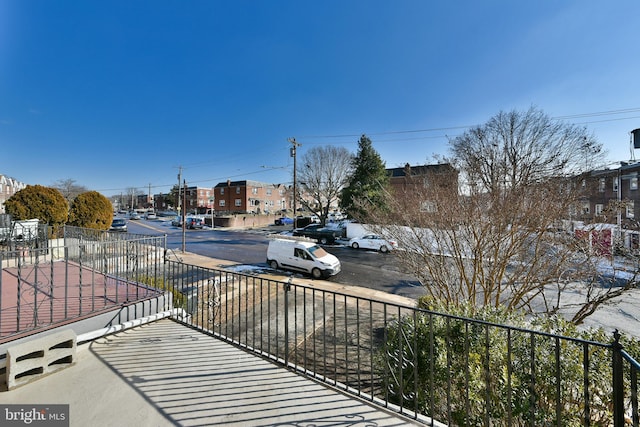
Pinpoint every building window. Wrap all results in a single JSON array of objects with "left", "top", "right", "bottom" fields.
[
  {"left": 235, "top": 199, "right": 242, "bottom": 207},
  {"left": 595, "top": 204, "right": 603, "bottom": 216},
  {"left": 631, "top": 177, "right": 638, "bottom": 190},
  {"left": 627, "top": 201, "right": 635, "bottom": 218},
  {"left": 220, "top": 188, "right": 225, "bottom": 195},
  {"left": 266, "top": 188, "right": 272, "bottom": 195},
  {"left": 219, "top": 200, "right": 225, "bottom": 207},
  {"left": 252, "top": 187, "right": 258, "bottom": 195},
  {"left": 598, "top": 178, "right": 605, "bottom": 192},
  {"left": 582, "top": 202, "right": 590, "bottom": 215},
  {"left": 236, "top": 187, "right": 241, "bottom": 194},
  {"left": 613, "top": 177, "right": 619, "bottom": 192}
]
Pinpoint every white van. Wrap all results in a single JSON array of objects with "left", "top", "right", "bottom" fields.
[{"left": 267, "top": 238, "right": 341, "bottom": 279}]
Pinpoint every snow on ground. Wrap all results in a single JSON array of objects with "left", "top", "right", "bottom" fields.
[{"left": 542, "top": 256, "right": 640, "bottom": 339}]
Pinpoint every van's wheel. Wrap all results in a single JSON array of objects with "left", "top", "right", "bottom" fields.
[
  {"left": 269, "top": 260, "right": 278, "bottom": 270},
  {"left": 311, "top": 268, "right": 322, "bottom": 279},
  {"left": 319, "top": 237, "right": 328, "bottom": 245},
  {"left": 351, "top": 242, "right": 359, "bottom": 249},
  {"left": 380, "top": 245, "right": 389, "bottom": 253}
]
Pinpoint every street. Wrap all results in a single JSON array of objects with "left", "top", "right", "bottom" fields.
[
  {"left": 124, "top": 217, "right": 640, "bottom": 339},
  {"left": 126, "top": 218, "right": 427, "bottom": 300}
]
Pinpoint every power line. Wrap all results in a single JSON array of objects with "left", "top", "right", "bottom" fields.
[
  {"left": 552, "top": 108, "right": 640, "bottom": 120},
  {"left": 98, "top": 107, "right": 640, "bottom": 195},
  {"left": 295, "top": 107, "right": 640, "bottom": 142}
]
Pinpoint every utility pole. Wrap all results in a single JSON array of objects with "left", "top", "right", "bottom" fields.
[
  {"left": 182, "top": 179, "right": 187, "bottom": 253},
  {"left": 177, "top": 166, "right": 182, "bottom": 214},
  {"left": 289, "top": 137, "right": 301, "bottom": 228}
]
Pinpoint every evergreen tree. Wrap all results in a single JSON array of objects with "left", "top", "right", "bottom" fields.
[
  {"left": 68, "top": 191, "right": 113, "bottom": 230},
  {"left": 340, "top": 134, "right": 389, "bottom": 221},
  {"left": 5, "top": 185, "right": 69, "bottom": 232}
]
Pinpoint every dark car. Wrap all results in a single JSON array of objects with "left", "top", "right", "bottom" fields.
[
  {"left": 292, "top": 224, "right": 339, "bottom": 244},
  {"left": 185, "top": 217, "right": 204, "bottom": 229},
  {"left": 109, "top": 218, "right": 127, "bottom": 232}
]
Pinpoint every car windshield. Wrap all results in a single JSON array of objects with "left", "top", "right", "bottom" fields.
[
  {"left": 307, "top": 245, "right": 328, "bottom": 258},
  {"left": 112, "top": 219, "right": 125, "bottom": 225}
]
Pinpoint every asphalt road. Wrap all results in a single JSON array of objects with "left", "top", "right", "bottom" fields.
[
  {"left": 126, "top": 218, "right": 427, "bottom": 300},
  {"left": 122, "top": 217, "right": 640, "bottom": 338}
]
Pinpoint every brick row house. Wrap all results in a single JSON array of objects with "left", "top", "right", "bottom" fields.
[
  {"left": 387, "top": 163, "right": 459, "bottom": 212},
  {"left": 577, "top": 162, "right": 640, "bottom": 226},
  {"left": 213, "top": 180, "right": 290, "bottom": 215},
  {"left": 575, "top": 162, "right": 640, "bottom": 251},
  {"left": 153, "top": 186, "right": 215, "bottom": 214},
  {"left": 152, "top": 181, "right": 308, "bottom": 216}
]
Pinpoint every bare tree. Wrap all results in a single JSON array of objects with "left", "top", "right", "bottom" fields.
[
  {"left": 52, "top": 179, "right": 88, "bottom": 204},
  {"left": 125, "top": 187, "right": 142, "bottom": 210},
  {"left": 368, "top": 108, "right": 630, "bottom": 324},
  {"left": 298, "top": 146, "right": 353, "bottom": 224}
]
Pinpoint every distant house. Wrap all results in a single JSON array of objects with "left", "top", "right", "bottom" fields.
[
  {"left": 387, "top": 163, "right": 458, "bottom": 212},
  {"left": 214, "top": 180, "right": 289, "bottom": 215},
  {"left": 0, "top": 174, "right": 27, "bottom": 214},
  {"left": 576, "top": 162, "right": 640, "bottom": 227},
  {"left": 153, "top": 186, "right": 215, "bottom": 214}
]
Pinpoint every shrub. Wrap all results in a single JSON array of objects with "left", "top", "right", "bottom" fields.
[
  {"left": 5, "top": 185, "right": 68, "bottom": 231},
  {"left": 68, "top": 191, "right": 113, "bottom": 230},
  {"left": 380, "top": 297, "right": 639, "bottom": 425}
]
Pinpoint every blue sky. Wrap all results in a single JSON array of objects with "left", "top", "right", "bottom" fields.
[{"left": 2, "top": 1, "right": 640, "bottom": 197}]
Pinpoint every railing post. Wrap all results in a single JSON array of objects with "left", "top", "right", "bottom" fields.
[
  {"left": 283, "top": 279, "right": 291, "bottom": 365},
  {"left": 612, "top": 329, "right": 625, "bottom": 427}
]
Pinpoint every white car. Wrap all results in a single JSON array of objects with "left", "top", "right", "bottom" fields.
[{"left": 348, "top": 234, "right": 398, "bottom": 253}]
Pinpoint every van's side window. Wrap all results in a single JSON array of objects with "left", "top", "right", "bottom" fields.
[{"left": 294, "top": 248, "right": 309, "bottom": 260}]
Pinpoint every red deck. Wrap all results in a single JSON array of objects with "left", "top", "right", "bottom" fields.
[{"left": 1, "top": 259, "right": 160, "bottom": 341}]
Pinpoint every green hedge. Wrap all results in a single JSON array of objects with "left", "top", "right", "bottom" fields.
[{"left": 380, "top": 299, "right": 639, "bottom": 426}]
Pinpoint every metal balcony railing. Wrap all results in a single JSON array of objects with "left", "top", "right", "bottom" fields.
[
  {"left": 0, "top": 227, "right": 166, "bottom": 342},
  {"left": 165, "top": 259, "right": 640, "bottom": 426}
]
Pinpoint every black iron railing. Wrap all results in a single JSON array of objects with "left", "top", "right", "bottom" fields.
[{"left": 165, "top": 259, "right": 640, "bottom": 426}]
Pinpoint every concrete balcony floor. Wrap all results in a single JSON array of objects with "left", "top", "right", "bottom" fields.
[{"left": 2, "top": 318, "right": 422, "bottom": 426}]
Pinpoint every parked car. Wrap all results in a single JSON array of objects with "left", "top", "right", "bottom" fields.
[
  {"left": 328, "top": 212, "right": 344, "bottom": 222},
  {"left": 293, "top": 224, "right": 340, "bottom": 245},
  {"left": 144, "top": 212, "right": 157, "bottom": 220},
  {"left": 172, "top": 216, "right": 204, "bottom": 229},
  {"left": 109, "top": 218, "right": 127, "bottom": 232},
  {"left": 274, "top": 216, "right": 294, "bottom": 226},
  {"left": 127, "top": 212, "right": 141, "bottom": 220},
  {"left": 349, "top": 234, "right": 397, "bottom": 253},
  {"left": 185, "top": 217, "right": 204, "bottom": 229}
]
